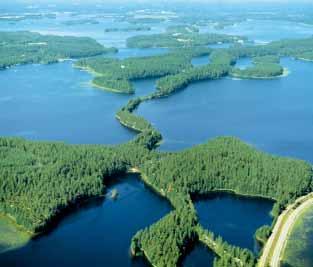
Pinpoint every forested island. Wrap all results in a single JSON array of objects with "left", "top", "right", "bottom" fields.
[
  {"left": 0, "top": 13, "right": 56, "bottom": 22},
  {"left": 126, "top": 30, "right": 246, "bottom": 48},
  {"left": 74, "top": 47, "right": 212, "bottom": 93},
  {"left": 1, "top": 135, "right": 312, "bottom": 267},
  {"left": 230, "top": 55, "right": 284, "bottom": 79},
  {"left": 0, "top": 31, "right": 116, "bottom": 69},
  {"left": 1, "top": 25, "right": 313, "bottom": 267},
  {"left": 104, "top": 26, "right": 151, "bottom": 32},
  {"left": 62, "top": 19, "right": 100, "bottom": 25}
]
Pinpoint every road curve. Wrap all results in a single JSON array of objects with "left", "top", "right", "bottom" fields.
[{"left": 258, "top": 193, "right": 313, "bottom": 267}]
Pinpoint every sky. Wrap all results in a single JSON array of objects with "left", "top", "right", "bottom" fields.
[{"left": 11, "top": 0, "right": 313, "bottom": 3}]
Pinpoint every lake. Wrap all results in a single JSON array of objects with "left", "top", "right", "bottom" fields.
[
  {"left": 1, "top": 4, "right": 313, "bottom": 266},
  {"left": 0, "top": 174, "right": 171, "bottom": 267},
  {"left": 138, "top": 58, "right": 313, "bottom": 163}
]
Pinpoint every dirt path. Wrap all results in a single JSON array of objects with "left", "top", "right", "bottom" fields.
[{"left": 258, "top": 193, "right": 313, "bottom": 267}]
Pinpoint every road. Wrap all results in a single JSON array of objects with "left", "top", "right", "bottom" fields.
[{"left": 258, "top": 193, "right": 313, "bottom": 267}]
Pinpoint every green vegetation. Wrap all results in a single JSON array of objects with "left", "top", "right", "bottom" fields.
[
  {"left": 1, "top": 129, "right": 312, "bottom": 266},
  {"left": 255, "top": 225, "right": 272, "bottom": 245},
  {"left": 126, "top": 32, "right": 246, "bottom": 48},
  {"left": 166, "top": 25, "right": 199, "bottom": 34},
  {"left": 141, "top": 137, "right": 312, "bottom": 208},
  {"left": 153, "top": 51, "right": 233, "bottom": 97},
  {"left": 126, "top": 17, "right": 165, "bottom": 24},
  {"left": 155, "top": 62, "right": 229, "bottom": 97},
  {"left": 0, "top": 31, "right": 115, "bottom": 69},
  {"left": 228, "top": 37, "right": 313, "bottom": 60},
  {"left": 2, "top": 29, "right": 313, "bottom": 267},
  {"left": 0, "top": 13, "right": 56, "bottom": 22},
  {"left": 104, "top": 26, "right": 151, "bottom": 32},
  {"left": 197, "top": 226, "right": 256, "bottom": 267},
  {"left": 230, "top": 54, "right": 283, "bottom": 79},
  {"left": 0, "top": 132, "right": 159, "bottom": 233},
  {"left": 129, "top": 137, "right": 312, "bottom": 267},
  {"left": 116, "top": 98, "right": 155, "bottom": 132},
  {"left": 296, "top": 51, "right": 313, "bottom": 61},
  {"left": 213, "top": 19, "right": 245, "bottom": 30},
  {"left": 0, "top": 215, "right": 31, "bottom": 253},
  {"left": 131, "top": 206, "right": 198, "bottom": 266},
  {"left": 75, "top": 48, "right": 212, "bottom": 94},
  {"left": 282, "top": 207, "right": 313, "bottom": 267},
  {"left": 62, "top": 19, "right": 99, "bottom": 25},
  {"left": 93, "top": 76, "right": 134, "bottom": 94},
  {"left": 230, "top": 63, "right": 284, "bottom": 79}
]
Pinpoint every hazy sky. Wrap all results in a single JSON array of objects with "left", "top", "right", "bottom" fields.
[{"left": 12, "top": 0, "right": 313, "bottom": 3}]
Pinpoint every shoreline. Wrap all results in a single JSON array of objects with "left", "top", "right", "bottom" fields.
[
  {"left": 115, "top": 114, "right": 144, "bottom": 133},
  {"left": 74, "top": 64, "right": 134, "bottom": 94},
  {"left": 297, "top": 57, "right": 313, "bottom": 62},
  {"left": 91, "top": 81, "right": 134, "bottom": 94},
  {"left": 258, "top": 192, "right": 313, "bottom": 267},
  {"left": 230, "top": 67, "right": 289, "bottom": 80}
]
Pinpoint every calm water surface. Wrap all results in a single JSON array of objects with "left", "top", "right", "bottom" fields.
[
  {"left": 194, "top": 193, "right": 273, "bottom": 252},
  {"left": 0, "top": 62, "right": 157, "bottom": 144},
  {"left": 183, "top": 244, "right": 215, "bottom": 267},
  {"left": 0, "top": 174, "right": 171, "bottom": 267},
  {"left": 1, "top": 6, "right": 313, "bottom": 267},
  {"left": 138, "top": 58, "right": 313, "bottom": 163}
]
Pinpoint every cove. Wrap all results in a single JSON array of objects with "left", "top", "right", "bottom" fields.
[
  {"left": 137, "top": 58, "right": 313, "bottom": 163},
  {"left": 0, "top": 62, "right": 156, "bottom": 145},
  {"left": 194, "top": 193, "right": 273, "bottom": 252},
  {"left": 0, "top": 173, "right": 171, "bottom": 267},
  {"left": 183, "top": 243, "right": 215, "bottom": 267}
]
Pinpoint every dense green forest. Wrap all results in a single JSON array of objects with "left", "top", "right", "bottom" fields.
[
  {"left": 228, "top": 37, "right": 313, "bottom": 61},
  {"left": 116, "top": 99, "right": 156, "bottom": 132},
  {"left": 75, "top": 47, "right": 212, "bottom": 93},
  {"left": 0, "top": 131, "right": 159, "bottom": 232},
  {"left": 126, "top": 32, "right": 246, "bottom": 48},
  {"left": 230, "top": 62, "right": 284, "bottom": 79},
  {"left": 127, "top": 137, "right": 313, "bottom": 266},
  {"left": 62, "top": 19, "right": 100, "bottom": 25},
  {"left": 154, "top": 51, "right": 233, "bottom": 97},
  {"left": 93, "top": 76, "right": 135, "bottom": 94},
  {"left": 197, "top": 226, "right": 256, "bottom": 267},
  {"left": 2, "top": 29, "right": 313, "bottom": 267},
  {"left": 141, "top": 137, "right": 312, "bottom": 209},
  {"left": 0, "top": 13, "right": 56, "bottom": 22},
  {"left": 166, "top": 24, "right": 199, "bottom": 34},
  {"left": 104, "top": 26, "right": 151, "bottom": 32},
  {"left": 111, "top": 36, "right": 313, "bottom": 267},
  {"left": 2, "top": 133, "right": 311, "bottom": 266},
  {"left": 0, "top": 31, "right": 115, "bottom": 69}
]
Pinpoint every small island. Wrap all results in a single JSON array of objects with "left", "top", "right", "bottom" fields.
[
  {"left": 0, "top": 31, "right": 116, "bottom": 69},
  {"left": 110, "top": 189, "right": 119, "bottom": 200},
  {"left": 104, "top": 26, "right": 151, "bottom": 32},
  {"left": 126, "top": 31, "right": 246, "bottom": 48}
]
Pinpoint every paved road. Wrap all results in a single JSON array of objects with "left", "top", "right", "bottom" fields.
[{"left": 258, "top": 193, "right": 313, "bottom": 267}]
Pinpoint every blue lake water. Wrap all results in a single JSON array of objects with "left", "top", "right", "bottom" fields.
[
  {"left": 0, "top": 62, "right": 157, "bottom": 145},
  {"left": 0, "top": 174, "right": 171, "bottom": 267},
  {"left": 203, "top": 19, "right": 313, "bottom": 43},
  {"left": 183, "top": 244, "right": 215, "bottom": 267},
  {"left": 0, "top": 61, "right": 136, "bottom": 144},
  {"left": 194, "top": 193, "right": 273, "bottom": 252},
  {"left": 1, "top": 4, "right": 313, "bottom": 267},
  {"left": 138, "top": 58, "right": 313, "bottom": 163},
  {"left": 191, "top": 55, "right": 210, "bottom": 67}
]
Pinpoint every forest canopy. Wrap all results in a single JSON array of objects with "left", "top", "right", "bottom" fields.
[{"left": 0, "top": 31, "right": 116, "bottom": 69}]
